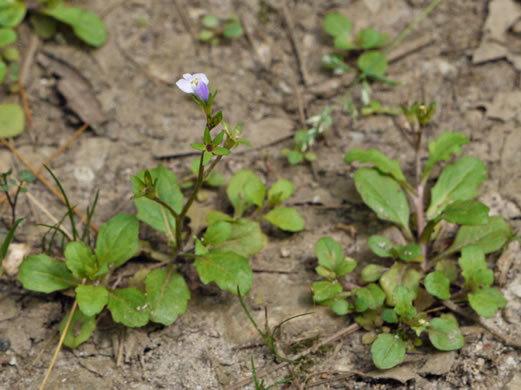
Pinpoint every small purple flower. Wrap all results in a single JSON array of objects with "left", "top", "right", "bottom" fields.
[{"left": 176, "top": 73, "right": 210, "bottom": 102}]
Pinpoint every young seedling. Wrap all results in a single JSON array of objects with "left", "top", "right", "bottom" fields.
[
  {"left": 199, "top": 13, "right": 243, "bottom": 45},
  {"left": 0, "top": 168, "right": 35, "bottom": 226},
  {"left": 312, "top": 102, "right": 512, "bottom": 369}
]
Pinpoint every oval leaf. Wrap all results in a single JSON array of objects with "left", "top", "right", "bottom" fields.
[
  {"left": 194, "top": 251, "right": 253, "bottom": 294},
  {"left": 425, "top": 271, "right": 451, "bottom": 300},
  {"left": 0, "top": 103, "right": 25, "bottom": 137},
  {"left": 145, "top": 268, "right": 190, "bottom": 326},
  {"left": 312, "top": 281, "right": 342, "bottom": 303},
  {"left": 428, "top": 318, "right": 464, "bottom": 351},
  {"left": 423, "top": 131, "right": 469, "bottom": 178},
  {"left": 263, "top": 207, "right": 304, "bottom": 232},
  {"left": 43, "top": 6, "right": 107, "bottom": 47},
  {"left": 324, "top": 13, "right": 351, "bottom": 37},
  {"left": 357, "top": 51, "right": 387, "bottom": 78},
  {"left": 76, "top": 284, "right": 109, "bottom": 317},
  {"left": 0, "top": 28, "right": 16, "bottom": 46},
  {"left": 354, "top": 168, "right": 410, "bottom": 233},
  {"left": 427, "top": 156, "right": 487, "bottom": 220},
  {"left": 65, "top": 241, "right": 97, "bottom": 280},
  {"left": 267, "top": 178, "right": 294, "bottom": 206},
  {"left": 371, "top": 333, "right": 405, "bottom": 369},
  {"left": 59, "top": 310, "right": 96, "bottom": 349},
  {"left": 0, "top": 3, "right": 26, "bottom": 28},
  {"left": 212, "top": 218, "right": 265, "bottom": 257},
  {"left": 447, "top": 216, "right": 510, "bottom": 255},
  {"left": 18, "top": 254, "right": 77, "bottom": 293},
  {"left": 227, "top": 169, "right": 266, "bottom": 217},
  {"left": 441, "top": 199, "right": 489, "bottom": 225},
  {"left": 95, "top": 213, "right": 139, "bottom": 269},
  {"left": 468, "top": 287, "right": 506, "bottom": 318},
  {"left": 108, "top": 288, "right": 150, "bottom": 327},
  {"left": 355, "top": 283, "right": 386, "bottom": 312}
]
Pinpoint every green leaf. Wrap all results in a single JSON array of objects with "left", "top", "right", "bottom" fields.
[
  {"left": 199, "top": 29, "right": 214, "bottom": 41},
  {"left": 330, "top": 299, "right": 351, "bottom": 315},
  {"left": 367, "top": 235, "right": 394, "bottom": 257},
  {"left": 75, "top": 285, "right": 109, "bottom": 316},
  {"left": 426, "top": 156, "right": 487, "bottom": 220},
  {"left": 358, "top": 51, "right": 387, "bottom": 78},
  {"left": 315, "top": 237, "right": 342, "bottom": 269},
  {"left": 353, "top": 168, "right": 410, "bottom": 234},
  {"left": 64, "top": 241, "right": 97, "bottom": 280},
  {"left": 59, "top": 310, "right": 96, "bottom": 349},
  {"left": 212, "top": 218, "right": 265, "bottom": 257},
  {"left": 0, "top": 217, "right": 22, "bottom": 260},
  {"left": 356, "top": 28, "right": 389, "bottom": 49},
  {"left": 355, "top": 283, "right": 385, "bottom": 312},
  {"left": 393, "top": 286, "right": 416, "bottom": 321},
  {"left": 95, "top": 213, "right": 139, "bottom": 269},
  {"left": 18, "top": 254, "right": 77, "bottom": 293},
  {"left": 396, "top": 243, "right": 424, "bottom": 263},
  {"left": 194, "top": 250, "right": 253, "bottom": 294},
  {"left": 213, "top": 147, "right": 230, "bottom": 156},
  {"left": 312, "top": 281, "right": 342, "bottom": 303},
  {"left": 108, "top": 288, "right": 150, "bottom": 327},
  {"left": 207, "top": 172, "right": 226, "bottom": 187},
  {"left": 441, "top": 200, "right": 489, "bottom": 225},
  {"left": 202, "top": 14, "right": 218, "bottom": 28},
  {"left": 435, "top": 259, "right": 458, "bottom": 282},
  {"left": 345, "top": 148, "right": 407, "bottom": 185},
  {"left": 447, "top": 216, "right": 511, "bottom": 255},
  {"left": 423, "top": 131, "right": 469, "bottom": 178},
  {"left": 29, "top": 13, "right": 57, "bottom": 39},
  {"left": 132, "top": 165, "right": 183, "bottom": 238},
  {"left": 145, "top": 268, "right": 190, "bottom": 325},
  {"left": 334, "top": 33, "right": 354, "bottom": 50},
  {"left": 0, "top": 27, "right": 15, "bottom": 46},
  {"left": 263, "top": 207, "right": 304, "bottom": 232},
  {"left": 18, "top": 169, "right": 35, "bottom": 183},
  {"left": 43, "top": 6, "right": 107, "bottom": 47},
  {"left": 380, "top": 262, "right": 421, "bottom": 305},
  {"left": 287, "top": 150, "right": 304, "bottom": 165},
  {"left": 267, "top": 179, "right": 294, "bottom": 206},
  {"left": 371, "top": 333, "right": 405, "bottom": 370},
  {"left": 425, "top": 271, "right": 451, "bottom": 300},
  {"left": 428, "top": 318, "right": 464, "bottom": 351},
  {"left": 0, "top": 103, "right": 25, "bottom": 137},
  {"left": 204, "top": 220, "right": 232, "bottom": 246},
  {"left": 323, "top": 13, "right": 351, "bottom": 37},
  {"left": 191, "top": 143, "right": 206, "bottom": 151},
  {"left": 361, "top": 264, "right": 386, "bottom": 282},
  {"left": 227, "top": 169, "right": 266, "bottom": 217},
  {"left": 381, "top": 309, "right": 398, "bottom": 324},
  {"left": 0, "top": 60, "right": 5, "bottom": 83},
  {"left": 468, "top": 287, "right": 506, "bottom": 318},
  {"left": 223, "top": 23, "right": 243, "bottom": 38},
  {"left": 315, "top": 236, "right": 356, "bottom": 277},
  {"left": 0, "top": 3, "right": 26, "bottom": 28},
  {"left": 458, "top": 245, "right": 493, "bottom": 291}
]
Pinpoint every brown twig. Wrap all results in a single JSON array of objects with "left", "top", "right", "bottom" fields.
[
  {"left": 280, "top": 2, "right": 310, "bottom": 87},
  {"left": 225, "top": 323, "right": 359, "bottom": 390}
]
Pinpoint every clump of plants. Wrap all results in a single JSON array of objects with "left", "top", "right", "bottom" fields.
[
  {"left": 0, "top": 0, "right": 107, "bottom": 137},
  {"left": 312, "top": 102, "right": 512, "bottom": 369},
  {"left": 199, "top": 13, "right": 243, "bottom": 44},
  {"left": 18, "top": 73, "right": 304, "bottom": 353}
]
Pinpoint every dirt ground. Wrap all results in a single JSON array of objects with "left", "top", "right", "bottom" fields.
[{"left": 1, "top": 0, "right": 521, "bottom": 389}]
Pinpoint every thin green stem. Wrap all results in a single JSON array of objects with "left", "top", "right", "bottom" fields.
[
  {"left": 151, "top": 197, "right": 180, "bottom": 219},
  {"left": 204, "top": 155, "right": 223, "bottom": 180}
]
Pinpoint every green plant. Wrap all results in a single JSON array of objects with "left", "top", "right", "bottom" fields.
[
  {"left": 251, "top": 357, "right": 292, "bottom": 389},
  {"left": 199, "top": 13, "right": 243, "bottom": 44},
  {"left": 18, "top": 73, "right": 304, "bottom": 354},
  {"left": 0, "top": 168, "right": 34, "bottom": 226},
  {"left": 312, "top": 102, "right": 512, "bottom": 369},
  {"left": 0, "top": 0, "right": 107, "bottom": 138}
]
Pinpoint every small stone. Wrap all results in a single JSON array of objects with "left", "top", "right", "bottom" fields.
[
  {"left": 0, "top": 338, "right": 11, "bottom": 352},
  {"left": 8, "top": 357, "right": 16, "bottom": 366},
  {"left": 280, "top": 248, "right": 290, "bottom": 258},
  {"left": 2, "top": 243, "right": 30, "bottom": 277}
]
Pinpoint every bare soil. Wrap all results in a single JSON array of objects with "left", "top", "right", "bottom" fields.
[{"left": 1, "top": 0, "right": 521, "bottom": 389}]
